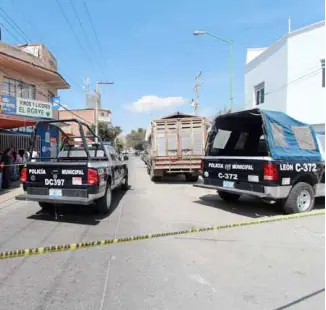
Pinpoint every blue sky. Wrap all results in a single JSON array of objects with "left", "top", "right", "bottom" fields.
[{"left": 1, "top": 0, "right": 324, "bottom": 133}]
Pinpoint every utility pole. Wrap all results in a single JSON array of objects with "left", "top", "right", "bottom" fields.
[
  {"left": 95, "top": 81, "right": 114, "bottom": 140},
  {"left": 192, "top": 71, "right": 202, "bottom": 115}
]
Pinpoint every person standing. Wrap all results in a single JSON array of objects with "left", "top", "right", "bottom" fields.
[
  {"left": 17, "top": 150, "right": 24, "bottom": 176},
  {"left": 1, "top": 148, "right": 12, "bottom": 189}
]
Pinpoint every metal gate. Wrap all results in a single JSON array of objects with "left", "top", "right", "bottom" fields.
[{"left": 0, "top": 133, "right": 40, "bottom": 152}]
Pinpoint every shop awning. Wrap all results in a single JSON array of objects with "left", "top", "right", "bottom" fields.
[{"left": 0, "top": 114, "right": 37, "bottom": 129}]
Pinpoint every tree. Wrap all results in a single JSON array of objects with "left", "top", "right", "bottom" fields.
[
  {"left": 126, "top": 128, "right": 146, "bottom": 149},
  {"left": 115, "top": 138, "right": 124, "bottom": 152},
  {"left": 89, "top": 122, "right": 122, "bottom": 143}
]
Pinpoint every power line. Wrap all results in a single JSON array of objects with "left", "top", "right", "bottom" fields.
[
  {"left": 0, "top": 53, "right": 85, "bottom": 103},
  {"left": 83, "top": 0, "right": 108, "bottom": 70},
  {"left": 68, "top": 0, "right": 95, "bottom": 57},
  {"left": 265, "top": 68, "right": 322, "bottom": 97},
  {"left": 0, "top": 22, "right": 21, "bottom": 43},
  {"left": 55, "top": 0, "right": 100, "bottom": 76},
  {"left": 0, "top": 64, "right": 93, "bottom": 126},
  {"left": 68, "top": 0, "right": 104, "bottom": 76},
  {"left": 0, "top": 5, "right": 30, "bottom": 42},
  {"left": 2, "top": 2, "right": 92, "bottom": 92},
  {"left": 11, "top": 0, "right": 44, "bottom": 42}
]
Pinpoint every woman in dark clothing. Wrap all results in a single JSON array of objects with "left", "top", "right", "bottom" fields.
[
  {"left": 1, "top": 148, "right": 12, "bottom": 189},
  {"left": 18, "top": 150, "right": 25, "bottom": 175}
]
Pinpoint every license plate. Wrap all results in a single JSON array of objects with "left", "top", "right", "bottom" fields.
[
  {"left": 223, "top": 181, "right": 234, "bottom": 188},
  {"left": 49, "top": 189, "right": 62, "bottom": 197}
]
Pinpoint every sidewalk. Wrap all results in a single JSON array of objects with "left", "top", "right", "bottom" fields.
[{"left": 0, "top": 182, "right": 23, "bottom": 204}]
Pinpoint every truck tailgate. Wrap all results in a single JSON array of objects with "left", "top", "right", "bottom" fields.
[
  {"left": 203, "top": 157, "right": 269, "bottom": 185},
  {"left": 25, "top": 162, "right": 88, "bottom": 197},
  {"left": 153, "top": 117, "right": 208, "bottom": 157}
]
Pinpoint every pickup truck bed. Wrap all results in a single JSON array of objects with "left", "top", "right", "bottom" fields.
[{"left": 16, "top": 119, "right": 129, "bottom": 213}]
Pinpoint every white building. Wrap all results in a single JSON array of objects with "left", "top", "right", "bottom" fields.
[{"left": 245, "top": 21, "right": 325, "bottom": 127}]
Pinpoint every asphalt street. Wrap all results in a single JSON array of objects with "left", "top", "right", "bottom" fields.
[{"left": 0, "top": 157, "right": 324, "bottom": 310}]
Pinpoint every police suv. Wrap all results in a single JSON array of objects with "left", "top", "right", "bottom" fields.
[{"left": 195, "top": 109, "right": 325, "bottom": 214}]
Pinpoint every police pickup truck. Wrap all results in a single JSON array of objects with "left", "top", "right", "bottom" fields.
[
  {"left": 16, "top": 119, "right": 128, "bottom": 213},
  {"left": 195, "top": 109, "right": 325, "bottom": 214}
]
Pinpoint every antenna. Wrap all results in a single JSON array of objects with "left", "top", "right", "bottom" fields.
[
  {"left": 83, "top": 77, "right": 90, "bottom": 93},
  {"left": 288, "top": 17, "right": 292, "bottom": 33}
]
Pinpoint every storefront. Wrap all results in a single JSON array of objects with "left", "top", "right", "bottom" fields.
[{"left": 0, "top": 95, "right": 59, "bottom": 158}]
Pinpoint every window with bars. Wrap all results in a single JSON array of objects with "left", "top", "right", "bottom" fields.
[
  {"left": 3, "top": 77, "right": 36, "bottom": 99},
  {"left": 254, "top": 82, "right": 265, "bottom": 105}
]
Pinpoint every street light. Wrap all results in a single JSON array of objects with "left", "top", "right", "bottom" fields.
[
  {"left": 193, "top": 30, "right": 234, "bottom": 111},
  {"left": 95, "top": 81, "right": 114, "bottom": 140}
]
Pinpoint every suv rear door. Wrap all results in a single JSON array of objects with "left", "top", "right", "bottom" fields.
[{"left": 205, "top": 128, "right": 270, "bottom": 185}]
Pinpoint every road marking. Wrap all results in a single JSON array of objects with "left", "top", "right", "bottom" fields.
[
  {"left": 0, "top": 209, "right": 324, "bottom": 260},
  {"left": 99, "top": 195, "right": 124, "bottom": 310}
]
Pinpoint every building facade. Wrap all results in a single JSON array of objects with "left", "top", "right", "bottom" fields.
[
  {"left": 244, "top": 21, "right": 325, "bottom": 126},
  {"left": 0, "top": 41, "right": 69, "bottom": 156},
  {"left": 58, "top": 108, "right": 111, "bottom": 136}
]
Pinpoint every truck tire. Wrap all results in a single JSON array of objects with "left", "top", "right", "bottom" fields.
[
  {"left": 185, "top": 174, "right": 199, "bottom": 182},
  {"left": 283, "top": 182, "right": 315, "bottom": 214},
  {"left": 95, "top": 185, "right": 112, "bottom": 214},
  {"left": 121, "top": 175, "right": 129, "bottom": 190},
  {"left": 150, "top": 165, "right": 161, "bottom": 182},
  {"left": 218, "top": 191, "right": 241, "bottom": 202},
  {"left": 38, "top": 202, "right": 54, "bottom": 210}
]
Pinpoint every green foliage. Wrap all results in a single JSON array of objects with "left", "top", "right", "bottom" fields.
[
  {"left": 134, "top": 142, "right": 144, "bottom": 151},
  {"left": 126, "top": 128, "right": 146, "bottom": 149},
  {"left": 89, "top": 122, "right": 122, "bottom": 143},
  {"left": 115, "top": 138, "right": 124, "bottom": 152}
]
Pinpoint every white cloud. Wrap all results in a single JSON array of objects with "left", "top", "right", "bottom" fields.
[{"left": 125, "top": 95, "right": 186, "bottom": 112}]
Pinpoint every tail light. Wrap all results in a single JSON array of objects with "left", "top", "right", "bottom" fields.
[
  {"left": 264, "top": 163, "right": 278, "bottom": 181},
  {"left": 200, "top": 160, "right": 204, "bottom": 174},
  {"left": 87, "top": 168, "right": 99, "bottom": 185},
  {"left": 20, "top": 168, "right": 27, "bottom": 183}
]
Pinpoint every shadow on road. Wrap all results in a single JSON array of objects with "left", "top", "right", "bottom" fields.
[
  {"left": 26, "top": 187, "right": 129, "bottom": 225},
  {"left": 153, "top": 174, "right": 198, "bottom": 185},
  {"left": 194, "top": 195, "right": 325, "bottom": 218}
]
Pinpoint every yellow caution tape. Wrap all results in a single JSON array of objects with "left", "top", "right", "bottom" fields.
[
  {"left": 2, "top": 163, "right": 25, "bottom": 167},
  {"left": 0, "top": 209, "right": 324, "bottom": 260}
]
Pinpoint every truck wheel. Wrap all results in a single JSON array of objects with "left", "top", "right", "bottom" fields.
[
  {"left": 95, "top": 186, "right": 112, "bottom": 214},
  {"left": 38, "top": 202, "right": 54, "bottom": 210},
  {"left": 218, "top": 191, "right": 241, "bottom": 202},
  {"left": 121, "top": 175, "right": 129, "bottom": 190},
  {"left": 185, "top": 174, "right": 199, "bottom": 182},
  {"left": 150, "top": 166, "right": 161, "bottom": 182},
  {"left": 283, "top": 182, "right": 315, "bottom": 214}
]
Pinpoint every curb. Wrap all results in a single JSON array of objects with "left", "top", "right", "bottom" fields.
[{"left": 0, "top": 186, "right": 23, "bottom": 204}]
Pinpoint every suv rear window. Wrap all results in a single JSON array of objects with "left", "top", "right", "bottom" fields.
[{"left": 207, "top": 114, "right": 267, "bottom": 157}]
